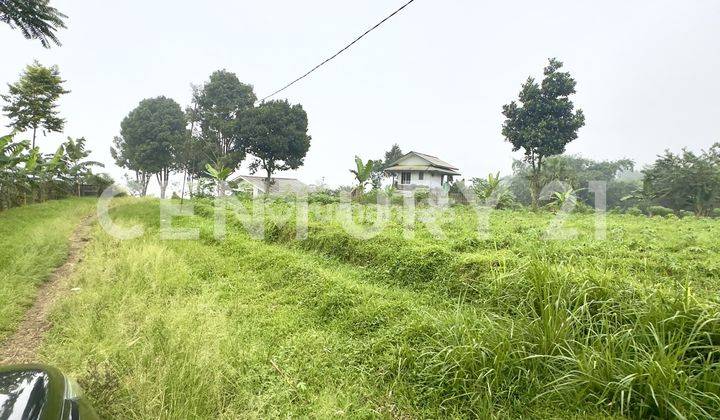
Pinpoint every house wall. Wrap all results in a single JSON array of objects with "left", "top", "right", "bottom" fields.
[
  {"left": 395, "top": 171, "right": 444, "bottom": 189},
  {"left": 398, "top": 155, "right": 432, "bottom": 166}
]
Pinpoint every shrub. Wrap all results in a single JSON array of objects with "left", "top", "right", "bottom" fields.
[
  {"left": 308, "top": 192, "right": 339, "bottom": 205},
  {"left": 647, "top": 205, "right": 674, "bottom": 217},
  {"left": 413, "top": 188, "right": 430, "bottom": 205},
  {"left": 677, "top": 210, "right": 694, "bottom": 218},
  {"left": 625, "top": 206, "right": 643, "bottom": 216},
  {"left": 713, "top": 208, "right": 720, "bottom": 218}
]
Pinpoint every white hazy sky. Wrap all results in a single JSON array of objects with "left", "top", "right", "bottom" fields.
[{"left": 2, "top": 0, "right": 719, "bottom": 192}]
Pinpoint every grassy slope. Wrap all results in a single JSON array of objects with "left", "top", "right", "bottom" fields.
[
  {"left": 0, "top": 198, "right": 96, "bottom": 340},
  {"left": 40, "top": 200, "right": 720, "bottom": 419}
]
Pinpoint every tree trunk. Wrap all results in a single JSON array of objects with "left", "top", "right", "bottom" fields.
[
  {"left": 156, "top": 168, "right": 169, "bottom": 199},
  {"left": 264, "top": 165, "right": 273, "bottom": 196},
  {"left": 32, "top": 126, "right": 37, "bottom": 149},
  {"left": 529, "top": 155, "right": 543, "bottom": 210}
]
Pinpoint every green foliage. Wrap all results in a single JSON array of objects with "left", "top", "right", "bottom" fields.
[
  {"left": 0, "top": 0, "right": 67, "bottom": 47},
  {"left": 511, "top": 155, "right": 636, "bottom": 209},
  {"left": 713, "top": 208, "right": 720, "bottom": 218},
  {"left": 308, "top": 192, "right": 340, "bottom": 205},
  {"left": 349, "top": 156, "right": 375, "bottom": 198},
  {"left": 625, "top": 206, "right": 643, "bottom": 216},
  {"left": 471, "top": 172, "right": 516, "bottom": 209},
  {"left": 240, "top": 99, "right": 311, "bottom": 185},
  {"left": 115, "top": 97, "right": 186, "bottom": 198},
  {"left": 643, "top": 144, "right": 720, "bottom": 216},
  {"left": 2, "top": 61, "right": 70, "bottom": 148},
  {"left": 0, "top": 132, "right": 107, "bottom": 208},
  {"left": 502, "top": 59, "right": 585, "bottom": 208},
  {"left": 647, "top": 205, "right": 675, "bottom": 217},
  {"left": 187, "top": 70, "right": 256, "bottom": 172},
  {"left": 677, "top": 209, "right": 695, "bottom": 218}
]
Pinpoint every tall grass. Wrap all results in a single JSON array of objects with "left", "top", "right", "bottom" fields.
[
  {"left": 38, "top": 200, "right": 720, "bottom": 418},
  {"left": 0, "top": 198, "right": 96, "bottom": 339}
]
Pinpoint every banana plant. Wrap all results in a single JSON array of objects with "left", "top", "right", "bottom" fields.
[
  {"left": 349, "top": 156, "right": 374, "bottom": 198},
  {"left": 205, "top": 162, "right": 232, "bottom": 197}
]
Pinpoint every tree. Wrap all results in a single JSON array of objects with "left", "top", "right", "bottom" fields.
[
  {"left": 2, "top": 61, "right": 70, "bottom": 148},
  {"left": 510, "top": 155, "right": 635, "bottom": 208},
  {"left": 0, "top": 0, "right": 67, "bottom": 47},
  {"left": 112, "top": 136, "right": 150, "bottom": 196},
  {"left": 370, "top": 144, "right": 403, "bottom": 189},
  {"left": 502, "top": 58, "right": 585, "bottom": 209},
  {"left": 383, "top": 144, "right": 403, "bottom": 167},
  {"left": 643, "top": 144, "right": 720, "bottom": 216},
  {"left": 350, "top": 156, "right": 375, "bottom": 198},
  {"left": 189, "top": 70, "right": 256, "bottom": 172},
  {"left": 240, "top": 100, "right": 311, "bottom": 192},
  {"left": 116, "top": 97, "right": 186, "bottom": 199}
]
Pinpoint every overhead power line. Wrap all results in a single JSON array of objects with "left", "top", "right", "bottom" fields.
[{"left": 261, "top": 0, "right": 417, "bottom": 102}]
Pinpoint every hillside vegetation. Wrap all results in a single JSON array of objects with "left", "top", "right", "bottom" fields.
[{"left": 37, "top": 199, "right": 720, "bottom": 418}]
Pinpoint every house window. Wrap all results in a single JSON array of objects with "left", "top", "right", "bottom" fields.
[
  {"left": 418, "top": 172, "right": 424, "bottom": 180},
  {"left": 401, "top": 172, "right": 411, "bottom": 184}
]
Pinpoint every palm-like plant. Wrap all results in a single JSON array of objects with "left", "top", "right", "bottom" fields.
[
  {"left": 0, "top": 0, "right": 67, "bottom": 47},
  {"left": 473, "top": 172, "right": 516, "bottom": 208},
  {"left": 62, "top": 137, "right": 104, "bottom": 196},
  {"left": 205, "top": 162, "right": 232, "bottom": 198},
  {"left": 350, "top": 156, "right": 374, "bottom": 198}
]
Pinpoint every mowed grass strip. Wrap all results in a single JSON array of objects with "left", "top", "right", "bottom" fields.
[
  {"left": 41, "top": 200, "right": 720, "bottom": 419},
  {"left": 0, "top": 198, "right": 96, "bottom": 339}
]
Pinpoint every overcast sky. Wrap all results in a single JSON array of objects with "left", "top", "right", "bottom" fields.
[{"left": 2, "top": 0, "right": 719, "bottom": 191}]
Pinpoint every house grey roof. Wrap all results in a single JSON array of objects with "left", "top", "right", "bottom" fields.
[
  {"left": 385, "top": 151, "right": 460, "bottom": 175},
  {"left": 232, "top": 175, "right": 309, "bottom": 195}
]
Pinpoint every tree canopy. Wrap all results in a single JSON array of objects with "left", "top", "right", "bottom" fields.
[
  {"left": 240, "top": 99, "right": 311, "bottom": 189},
  {"left": 643, "top": 144, "right": 720, "bottom": 215},
  {"left": 0, "top": 0, "right": 67, "bottom": 47},
  {"left": 115, "top": 97, "right": 187, "bottom": 198},
  {"left": 502, "top": 58, "right": 585, "bottom": 208},
  {"left": 188, "top": 70, "right": 256, "bottom": 172},
  {"left": 2, "top": 61, "right": 70, "bottom": 148}
]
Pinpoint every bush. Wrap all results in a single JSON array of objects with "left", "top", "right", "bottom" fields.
[
  {"left": 647, "top": 205, "right": 674, "bottom": 217},
  {"left": 308, "top": 192, "right": 340, "bottom": 205},
  {"left": 712, "top": 208, "right": 720, "bottom": 218},
  {"left": 625, "top": 206, "right": 643, "bottom": 216},
  {"left": 677, "top": 210, "right": 694, "bottom": 218},
  {"left": 413, "top": 188, "right": 430, "bottom": 205}
]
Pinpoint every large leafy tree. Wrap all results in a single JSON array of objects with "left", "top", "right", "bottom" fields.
[
  {"left": 240, "top": 100, "right": 311, "bottom": 191},
  {"left": 2, "top": 61, "right": 70, "bottom": 148},
  {"left": 502, "top": 58, "right": 585, "bottom": 208},
  {"left": 188, "top": 70, "right": 256, "bottom": 172},
  {"left": 0, "top": 0, "right": 67, "bottom": 47},
  {"left": 643, "top": 144, "right": 720, "bottom": 216},
  {"left": 115, "top": 97, "right": 186, "bottom": 199}
]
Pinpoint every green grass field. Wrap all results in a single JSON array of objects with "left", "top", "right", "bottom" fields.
[
  {"left": 3, "top": 198, "right": 719, "bottom": 418},
  {"left": 0, "top": 198, "right": 96, "bottom": 340}
]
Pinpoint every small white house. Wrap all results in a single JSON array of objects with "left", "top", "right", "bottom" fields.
[
  {"left": 385, "top": 151, "right": 461, "bottom": 191},
  {"left": 232, "top": 175, "right": 308, "bottom": 198}
]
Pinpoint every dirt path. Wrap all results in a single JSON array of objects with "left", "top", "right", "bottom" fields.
[{"left": 0, "top": 215, "right": 95, "bottom": 364}]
